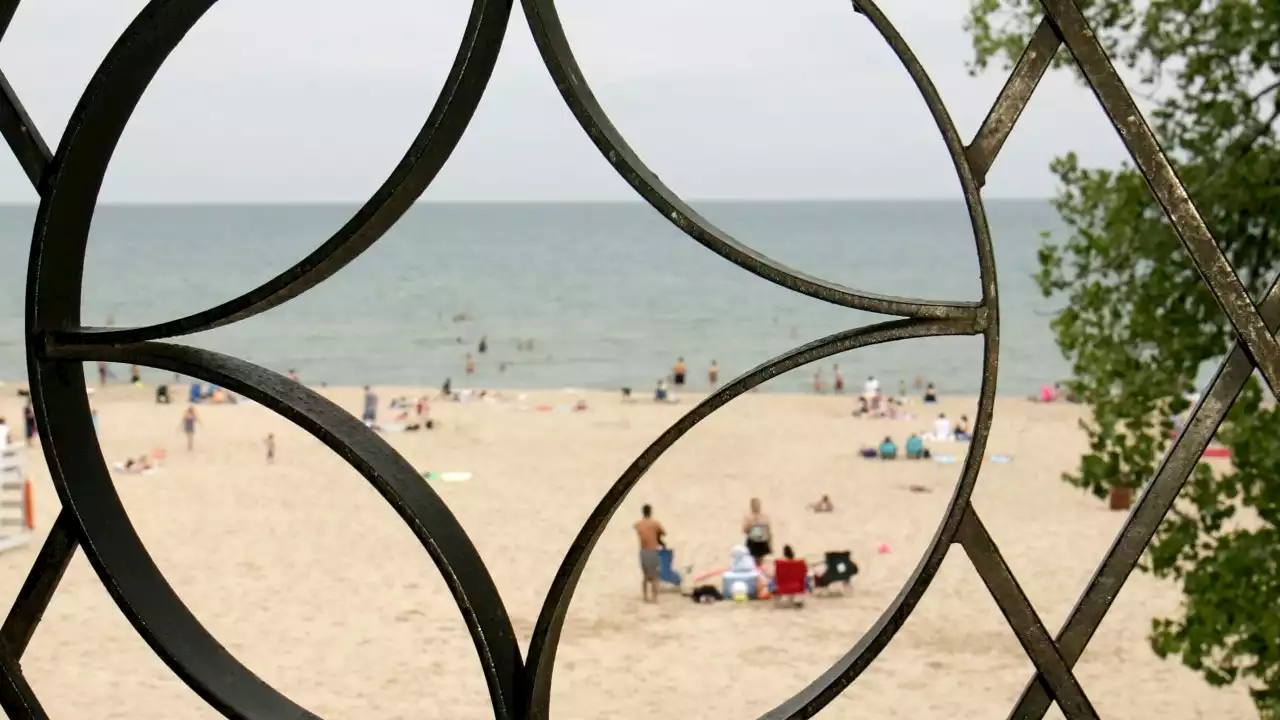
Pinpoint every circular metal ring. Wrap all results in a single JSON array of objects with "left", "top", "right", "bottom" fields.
[
  {"left": 26, "top": 1, "right": 520, "bottom": 717},
  {"left": 48, "top": 0, "right": 512, "bottom": 350}
]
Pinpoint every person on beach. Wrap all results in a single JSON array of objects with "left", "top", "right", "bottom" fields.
[
  {"left": 265, "top": 433, "right": 275, "bottom": 463},
  {"left": 955, "top": 415, "right": 971, "bottom": 441},
  {"left": 905, "top": 433, "right": 929, "bottom": 459},
  {"left": 934, "top": 413, "right": 952, "bottom": 441},
  {"left": 0, "top": 417, "right": 9, "bottom": 449},
  {"left": 864, "top": 375, "right": 880, "bottom": 399},
  {"left": 833, "top": 364, "right": 844, "bottom": 393},
  {"left": 879, "top": 436, "right": 898, "bottom": 459},
  {"left": 853, "top": 395, "right": 870, "bottom": 417},
  {"left": 181, "top": 406, "right": 197, "bottom": 451},
  {"left": 672, "top": 357, "right": 687, "bottom": 387},
  {"left": 98, "top": 361, "right": 108, "bottom": 387},
  {"left": 812, "top": 368, "right": 825, "bottom": 394},
  {"left": 654, "top": 379, "right": 668, "bottom": 402},
  {"left": 924, "top": 382, "right": 938, "bottom": 403},
  {"left": 634, "top": 504, "right": 666, "bottom": 603},
  {"left": 130, "top": 365, "right": 141, "bottom": 385},
  {"left": 465, "top": 353, "right": 476, "bottom": 375},
  {"left": 743, "top": 498, "right": 773, "bottom": 568},
  {"left": 288, "top": 369, "right": 300, "bottom": 383},
  {"left": 1031, "top": 382, "right": 1061, "bottom": 403},
  {"left": 362, "top": 386, "right": 378, "bottom": 425},
  {"left": 708, "top": 360, "right": 719, "bottom": 388},
  {"left": 23, "top": 401, "right": 35, "bottom": 446},
  {"left": 808, "top": 494, "right": 834, "bottom": 513}
]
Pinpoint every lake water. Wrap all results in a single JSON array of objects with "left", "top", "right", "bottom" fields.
[{"left": 0, "top": 200, "right": 1069, "bottom": 395}]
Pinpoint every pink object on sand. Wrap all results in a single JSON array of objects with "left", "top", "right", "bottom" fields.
[
  {"left": 692, "top": 567, "right": 727, "bottom": 583},
  {"left": 877, "top": 543, "right": 890, "bottom": 554}
]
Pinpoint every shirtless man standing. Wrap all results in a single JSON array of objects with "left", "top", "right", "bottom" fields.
[{"left": 634, "top": 504, "right": 666, "bottom": 603}]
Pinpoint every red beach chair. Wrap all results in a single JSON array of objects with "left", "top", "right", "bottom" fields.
[{"left": 773, "top": 558, "right": 809, "bottom": 608}]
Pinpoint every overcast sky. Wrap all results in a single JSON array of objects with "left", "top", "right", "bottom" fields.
[{"left": 0, "top": 0, "right": 1130, "bottom": 202}]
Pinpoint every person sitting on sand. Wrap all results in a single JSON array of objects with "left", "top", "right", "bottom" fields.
[
  {"left": 879, "top": 436, "right": 898, "bottom": 460},
  {"left": 1031, "top": 382, "right": 1061, "bottom": 403},
  {"left": 853, "top": 396, "right": 869, "bottom": 417},
  {"left": 923, "top": 382, "right": 938, "bottom": 403},
  {"left": 906, "top": 427, "right": 926, "bottom": 456},
  {"left": 808, "top": 495, "right": 834, "bottom": 513},
  {"left": 955, "top": 415, "right": 971, "bottom": 441},
  {"left": 654, "top": 379, "right": 668, "bottom": 402},
  {"left": 933, "top": 413, "right": 952, "bottom": 441}
]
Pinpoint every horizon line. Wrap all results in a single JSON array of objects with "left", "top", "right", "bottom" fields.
[{"left": 0, "top": 196, "right": 1054, "bottom": 207}]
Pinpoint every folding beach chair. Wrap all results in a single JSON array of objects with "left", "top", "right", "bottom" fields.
[
  {"left": 772, "top": 558, "right": 809, "bottom": 608},
  {"left": 813, "top": 551, "right": 858, "bottom": 595}
]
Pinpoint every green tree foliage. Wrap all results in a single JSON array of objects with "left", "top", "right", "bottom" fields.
[{"left": 965, "top": 1, "right": 1280, "bottom": 715}]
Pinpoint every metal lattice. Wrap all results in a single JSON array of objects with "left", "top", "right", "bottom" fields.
[{"left": 0, "top": 0, "right": 1269, "bottom": 718}]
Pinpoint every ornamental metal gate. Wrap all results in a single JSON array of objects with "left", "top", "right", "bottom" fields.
[{"left": 0, "top": 1, "right": 1269, "bottom": 718}]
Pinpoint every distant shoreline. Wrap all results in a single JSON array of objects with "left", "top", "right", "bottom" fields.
[{"left": 0, "top": 197, "right": 1055, "bottom": 209}]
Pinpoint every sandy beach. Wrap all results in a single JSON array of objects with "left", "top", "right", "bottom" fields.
[{"left": 0, "top": 382, "right": 1255, "bottom": 719}]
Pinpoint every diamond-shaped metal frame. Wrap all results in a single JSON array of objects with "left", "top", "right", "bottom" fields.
[{"left": 0, "top": 0, "right": 1269, "bottom": 718}]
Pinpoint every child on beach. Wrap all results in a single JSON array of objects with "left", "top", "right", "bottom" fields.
[
  {"left": 265, "top": 433, "right": 275, "bottom": 463},
  {"left": 181, "top": 407, "right": 198, "bottom": 451}
]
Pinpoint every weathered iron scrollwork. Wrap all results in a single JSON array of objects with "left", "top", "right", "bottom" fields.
[{"left": 0, "top": 0, "right": 1267, "bottom": 718}]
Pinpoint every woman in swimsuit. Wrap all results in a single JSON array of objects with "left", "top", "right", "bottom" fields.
[{"left": 742, "top": 497, "right": 773, "bottom": 568}]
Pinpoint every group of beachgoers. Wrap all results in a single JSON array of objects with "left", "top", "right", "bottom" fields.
[
  {"left": 638, "top": 357, "right": 716, "bottom": 403},
  {"left": 634, "top": 497, "right": 817, "bottom": 604},
  {"left": 358, "top": 386, "right": 440, "bottom": 433},
  {"left": 457, "top": 334, "right": 533, "bottom": 379}
]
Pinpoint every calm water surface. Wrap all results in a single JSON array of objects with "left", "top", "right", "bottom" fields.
[{"left": 0, "top": 200, "right": 1069, "bottom": 394}]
